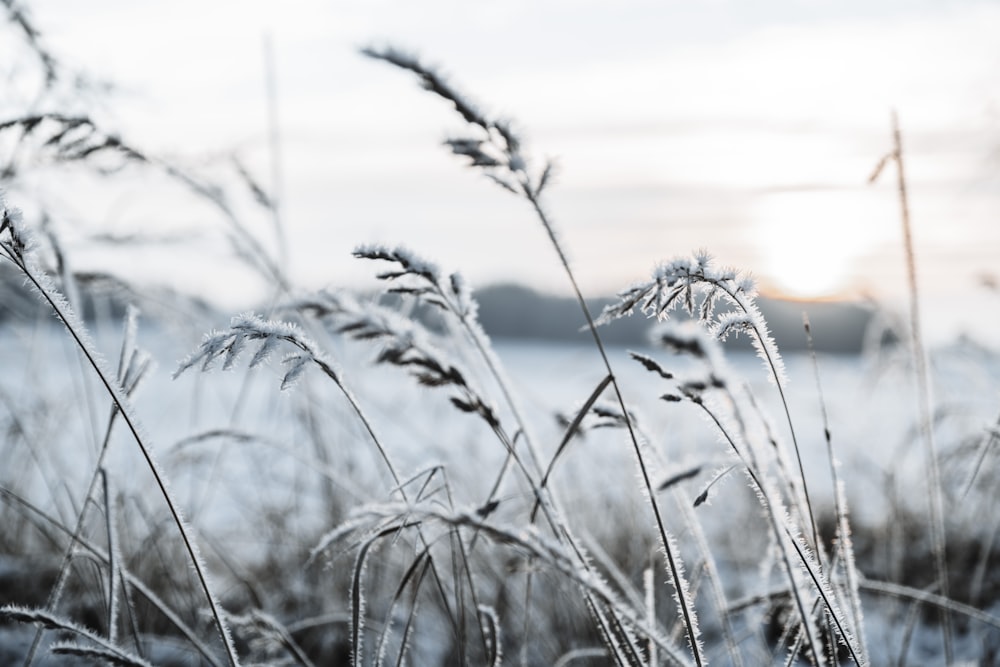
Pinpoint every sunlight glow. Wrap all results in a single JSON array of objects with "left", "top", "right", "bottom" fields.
[{"left": 751, "top": 189, "right": 896, "bottom": 299}]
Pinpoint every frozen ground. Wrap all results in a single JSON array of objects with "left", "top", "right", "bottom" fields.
[{"left": 1, "top": 316, "right": 998, "bottom": 664}]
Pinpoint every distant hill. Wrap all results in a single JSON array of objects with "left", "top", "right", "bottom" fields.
[
  {"left": 0, "top": 262, "right": 215, "bottom": 326},
  {"left": 474, "top": 283, "right": 875, "bottom": 354},
  {"left": 1, "top": 263, "right": 875, "bottom": 353}
]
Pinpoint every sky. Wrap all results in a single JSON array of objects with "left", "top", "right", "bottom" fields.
[{"left": 6, "top": 1, "right": 1000, "bottom": 343}]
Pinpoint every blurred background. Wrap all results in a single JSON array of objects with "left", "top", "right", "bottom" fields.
[{"left": 4, "top": 0, "right": 999, "bottom": 344}]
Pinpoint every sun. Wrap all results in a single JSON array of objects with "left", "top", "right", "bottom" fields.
[{"left": 749, "top": 189, "right": 895, "bottom": 300}]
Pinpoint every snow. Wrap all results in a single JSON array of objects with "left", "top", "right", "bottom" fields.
[{"left": 1, "top": 318, "right": 998, "bottom": 663}]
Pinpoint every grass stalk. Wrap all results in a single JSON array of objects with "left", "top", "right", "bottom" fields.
[
  {"left": 874, "top": 109, "right": 953, "bottom": 661},
  {"left": 361, "top": 46, "right": 705, "bottom": 664},
  {"left": 525, "top": 169, "right": 704, "bottom": 667},
  {"left": 22, "top": 309, "right": 149, "bottom": 666},
  {"left": 693, "top": 398, "right": 826, "bottom": 664},
  {"left": 100, "top": 468, "right": 120, "bottom": 645},
  {"left": 804, "top": 315, "right": 868, "bottom": 661},
  {"left": 0, "top": 219, "right": 242, "bottom": 667},
  {"left": 0, "top": 486, "right": 225, "bottom": 666}
]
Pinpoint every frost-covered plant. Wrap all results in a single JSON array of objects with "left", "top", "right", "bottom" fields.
[
  {"left": 299, "top": 248, "right": 552, "bottom": 501},
  {"left": 1, "top": 198, "right": 241, "bottom": 667},
  {"left": 311, "top": 500, "right": 691, "bottom": 667},
  {"left": 175, "top": 306, "right": 543, "bottom": 501},
  {"left": 176, "top": 306, "right": 537, "bottom": 665},
  {"left": 596, "top": 252, "right": 773, "bottom": 375},
  {"left": 598, "top": 252, "right": 823, "bottom": 567},
  {"left": 0, "top": 605, "right": 153, "bottom": 667},
  {"left": 365, "top": 46, "right": 706, "bottom": 667},
  {"left": 8, "top": 14, "right": 997, "bottom": 664},
  {"left": 284, "top": 292, "right": 512, "bottom": 440},
  {"left": 174, "top": 309, "right": 410, "bottom": 496},
  {"left": 632, "top": 321, "right": 867, "bottom": 665},
  {"left": 176, "top": 313, "right": 330, "bottom": 391}
]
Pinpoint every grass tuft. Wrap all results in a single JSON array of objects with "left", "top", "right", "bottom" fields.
[{"left": 1, "top": 19, "right": 997, "bottom": 667}]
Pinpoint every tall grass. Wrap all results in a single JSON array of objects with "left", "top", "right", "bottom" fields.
[
  {"left": 870, "top": 110, "right": 952, "bottom": 662},
  {"left": 2, "top": 11, "right": 999, "bottom": 665}
]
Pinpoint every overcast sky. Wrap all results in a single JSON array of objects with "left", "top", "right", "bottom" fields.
[{"left": 9, "top": 1, "right": 1000, "bottom": 342}]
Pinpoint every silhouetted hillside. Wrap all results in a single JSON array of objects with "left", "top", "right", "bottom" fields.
[
  {"left": 0, "top": 263, "right": 215, "bottom": 326},
  {"left": 1, "top": 264, "right": 876, "bottom": 354},
  {"left": 474, "top": 283, "right": 875, "bottom": 353}
]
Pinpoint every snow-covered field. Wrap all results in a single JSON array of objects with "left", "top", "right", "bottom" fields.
[{"left": 2, "top": 313, "right": 998, "bottom": 664}]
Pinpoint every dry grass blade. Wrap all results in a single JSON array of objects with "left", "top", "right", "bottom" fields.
[
  {"left": 101, "top": 469, "right": 120, "bottom": 646},
  {"left": 49, "top": 643, "right": 153, "bottom": 667},
  {"left": 804, "top": 315, "right": 868, "bottom": 661},
  {"left": 477, "top": 605, "right": 502, "bottom": 667},
  {"left": 1, "top": 205, "right": 241, "bottom": 667},
  {"left": 537, "top": 374, "right": 612, "bottom": 493},
  {"left": 692, "top": 465, "right": 736, "bottom": 508},
  {"left": 553, "top": 647, "right": 609, "bottom": 666},
  {"left": 364, "top": 48, "right": 706, "bottom": 666},
  {"left": 361, "top": 46, "right": 490, "bottom": 131},
  {"left": 0, "top": 486, "right": 225, "bottom": 667},
  {"left": 1, "top": 606, "right": 153, "bottom": 667},
  {"left": 874, "top": 109, "right": 953, "bottom": 661},
  {"left": 326, "top": 502, "right": 694, "bottom": 666},
  {"left": 351, "top": 531, "right": 380, "bottom": 667},
  {"left": 689, "top": 398, "right": 831, "bottom": 664},
  {"left": 374, "top": 550, "right": 431, "bottom": 667},
  {"left": 657, "top": 465, "right": 702, "bottom": 492},
  {"left": 959, "top": 413, "right": 1000, "bottom": 500}
]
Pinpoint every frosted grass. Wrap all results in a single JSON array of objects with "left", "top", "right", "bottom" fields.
[{"left": 3, "top": 19, "right": 999, "bottom": 662}]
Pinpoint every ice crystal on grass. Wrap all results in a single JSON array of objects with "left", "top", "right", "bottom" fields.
[
  {"left": 2, "top": 606, "right": 153, "bottom": 667},
  {"left": 50, "top": 643, "right": 153, "bottom": 667},
  {"left": 311, "top": 502, "right": 690, "bottom": 666},
  {"left": 599, "top": 252, "right": 754, "bottom": 327},
  {"left": 363, "top": 45, "right": 554, "bottom": 200},
  {"left": 354, "top": 243, "right": 478, "bottom": 320},
  {"left": 477, "top": 605, "right": 503, "bottom": 667},
  {"left": 3, "top": 192, "right": 240, "bottom": 667},
  {"left": 602, "top": 253, "right": 757, "bottom": 323},
  {"left": 355, "top": 243, "right": 441, "bottom": 283},
  {"left": 361, "top": 46, "right": 490, "bottom": 130},
  {"left": 175, "top": 312, "right": 336, "bottom": 392},
  {"left": 290, "top": 290, "right": 505, "bottom": 430},
  {"left": 0, "top": 203, "right": 35, "bottom": 255}
]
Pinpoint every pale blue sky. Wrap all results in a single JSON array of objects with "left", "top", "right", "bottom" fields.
[{"left": 11, "top": 1, "right": 1000, "bottom": 341}]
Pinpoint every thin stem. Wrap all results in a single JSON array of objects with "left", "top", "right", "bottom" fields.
[
  {"left": 524, "top": 188, "right": 705, "bottom": 667},
  {"left": 0, "top": 487, "right": 225, "bottom": 667},
  {"left": 718, "top": 283, "right": 821, "bottom": 558},
  {"left": 805, "top": 315, "right": 868, "bottom": 661},
  {"left": 101, "top": 469, "right": 120, "bottom": 645},
  {"left": 7, "top": 252, "right": 241, "bottom": 667},
  {"left": 891, "top": 109, "right": 952, "bottom": 663},
  {"left": 694, "top": 400, "right": 824, "bottom": 664}
]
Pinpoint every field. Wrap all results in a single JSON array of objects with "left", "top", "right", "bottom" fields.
[
  {"left": 3, "top": 7, "right": 1000, "bottom": 666},
  {"left": 1, "top": 285, "right": 999, "bottom": 666}
]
